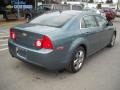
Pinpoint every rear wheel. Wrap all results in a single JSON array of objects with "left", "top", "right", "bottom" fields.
[
  {"left": 108, "top": 33, "right": 116, "bottom": 47},
  {"left": 66, "top": 46, "right": 85, "bottom": 73}
]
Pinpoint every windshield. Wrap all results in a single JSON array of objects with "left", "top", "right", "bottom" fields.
[{"left": 30, "top": 13, "right": 74, "bottom": 27}]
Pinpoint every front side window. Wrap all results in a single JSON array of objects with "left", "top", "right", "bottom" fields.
[
  {"left": 83, "top": 15, "right": 97, "bottom": 28},
  {"left": 95, "top": 15, "right": 107, "bottom": 27}
]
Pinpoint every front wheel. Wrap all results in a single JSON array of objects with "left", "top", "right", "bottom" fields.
[
  {"left": 66, "top": 46, "right": 85, "bottom": 73},
  {"left": 26, "top": 15, "right": 31, "bottom": 23},
  {"left": 108, "top": 33, "right": 116, "bottom": 47}
]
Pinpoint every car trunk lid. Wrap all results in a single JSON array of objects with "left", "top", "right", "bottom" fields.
[{"left": 12, "top": 23, "right": 58, "bottom": 49}]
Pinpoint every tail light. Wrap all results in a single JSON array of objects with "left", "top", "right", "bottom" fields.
[
  {"left": 10, "top": 28, "right": 16, "bottom": 41},
  {"left": 34, "top": 35, "right": 53, "bottom": 49}
]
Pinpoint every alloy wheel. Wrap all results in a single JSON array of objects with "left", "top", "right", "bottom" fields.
[
  {"left": 73, "top": 50, "right": 85, "bottom": 71},
  {"left": 111, "top": 34, "right": 116, "bottom": 46}
]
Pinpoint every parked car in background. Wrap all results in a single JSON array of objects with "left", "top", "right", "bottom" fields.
[
  {"left": 0, "top": 7, "right": 7, "bottom": 19},
  {"left": 102, "top": 8, "right": 116, "bottom": 21},
  {"left": 8, "top": 10, "right": 116, "bottom": 73},
  {"left": 0, "top": 5, "right": 17, "bottom": 20},
  {"left": 116, "top": 9, "right": 120, "bottom": 17},
  {"left": 24, "top": 5, "right": 52, "bottom": 22},
  {"left": 83, "top": 8, "right": 106, "bottom": 19},
  {"left": 24, "top": 4, "right": 83, "bottom": 22}
]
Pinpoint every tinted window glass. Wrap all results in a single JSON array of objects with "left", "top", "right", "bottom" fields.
[
  {"left": 30, "top": 13, "right": 74, "bottom": 27},
  {"left": 95, "top": 16, "right": 107, "bottom": 27},
  {"left": 83, "top": 16, "right": 97, "bottom": 28}
]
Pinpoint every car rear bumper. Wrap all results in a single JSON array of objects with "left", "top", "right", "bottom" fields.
[{"left": 8, "top": 39, "right": 68, "bottom": 70}]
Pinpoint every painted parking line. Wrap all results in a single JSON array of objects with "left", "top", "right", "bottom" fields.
[
  {"left": 0, "top": 33, "right": 6, "bottom": 35},
  {"left": 0, "top": 39, "right": 8, "bottom": 42},
  {"left": 0, "top": 31, "right": 9, "bottom": 35},
  {"left": 0, "top": 44, "right": 8, "bottom": 47},
  {"left": 0, "top": 36, "right": 9, "bottom": 40},
  {"left": 0, "top": 48, "right": 8, "bottom": 52},
  {"left": 0, "top": 36, "right": 9, "bottom": 38},
  {"left": 0, "top": 22, "right": 25, "bottom": 30}
]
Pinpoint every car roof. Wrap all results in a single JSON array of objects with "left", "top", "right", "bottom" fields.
[
  {"left": 42, "top": 10, "right": 97, "bottom": 19},
  {"left": 59, "top": 10, "right": 97, "bottom": 16},
  {"left": 61, "top": 10, "right": 82, "bottom": 15}
]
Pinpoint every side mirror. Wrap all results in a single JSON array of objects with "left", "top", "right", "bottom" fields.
[{"left": 106, "top": 21, "right": 113, "bottom": 26}]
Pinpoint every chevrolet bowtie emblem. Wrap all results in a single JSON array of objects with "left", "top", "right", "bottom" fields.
[{"left": 22, "top": 33, "right": 27, "bottom": 37}]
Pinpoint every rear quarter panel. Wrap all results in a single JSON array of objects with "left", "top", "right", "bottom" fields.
[{"left": 47, "top": 16, "right": 88, "bottom": 63}]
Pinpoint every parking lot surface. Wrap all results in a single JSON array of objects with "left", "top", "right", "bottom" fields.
[{"left": 0, "top": 20, "right": 120, "bottom": 90}]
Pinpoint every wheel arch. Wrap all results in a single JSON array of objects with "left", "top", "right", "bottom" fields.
[
  {"left": 114, "top": 31, "right": 117, "bottom": 36},
  {"left": 79, "top": 44, "right": 87, "bottom": 57},
  {"left": 65, "top": 41, "right": 88, "bottom": 73},
  {"left": 66, "top": 38, "right": 88, "bottom": 64}
]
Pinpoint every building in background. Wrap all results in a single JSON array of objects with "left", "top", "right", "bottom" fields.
[{"left": 62, "top": 0, "right": 118, "bottom": 4}]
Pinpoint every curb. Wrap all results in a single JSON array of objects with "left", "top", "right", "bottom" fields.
[
  {"left": 0, "top": 22, "right": 25, "bottom": 27},
  {"left": 0, "top": 19, "right": 26, "bottom": 27},
  {"left": 0, "top": 21, "right": 26, "bottom": 30}
]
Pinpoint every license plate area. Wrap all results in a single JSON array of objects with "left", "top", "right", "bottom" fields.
[{"left": 16, "top": 47, "right": 27, "bottom": 59}]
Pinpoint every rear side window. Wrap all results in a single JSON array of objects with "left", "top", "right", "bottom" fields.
[
  {"left": 95, "top": 15, "right": 107, "bottom": 27},
  {"left": 81, "top": 18, "right": 86, "bottom": 28},
  {"left": 83, "top": 15, "right": 97, "bottom": 28}
]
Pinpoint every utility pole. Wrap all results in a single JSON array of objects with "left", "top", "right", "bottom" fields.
[
  {"left": 117, "top": 0, "right": 119, "bottom": 10},
  {"left": 35, "top": 0, "right": 37, "bottom": 10},
  {"left": 17, "top": 0, "right": 20, "bottom": 19},
  {"left": 86, "top": 0, "right": 88, "bottom": 7}
]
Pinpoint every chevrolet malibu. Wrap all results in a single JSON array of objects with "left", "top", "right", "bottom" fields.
[{"left": 8, "top": 10, "right": 116, "bottom": 73}]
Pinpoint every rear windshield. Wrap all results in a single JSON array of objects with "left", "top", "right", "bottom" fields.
[{"left": 30, "top": 13, "right": 74, "bottom": 27}]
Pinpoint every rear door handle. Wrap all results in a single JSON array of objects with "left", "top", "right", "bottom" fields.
[
  {"left": 85, "top": 32, "right": 91, "bottom": 34},
  {"left": 85, "top": 32, "right": 96, "bottom": 34}
]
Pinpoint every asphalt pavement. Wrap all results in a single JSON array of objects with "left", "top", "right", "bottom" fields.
[
  {"left": 0, "top": 19, "right": 25, "bottom": 52},
  {"left": 0, "top": 20, "right": 120, "bottom": 90}
]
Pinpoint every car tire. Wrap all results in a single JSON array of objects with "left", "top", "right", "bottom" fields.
[
  {"left": 26, "top": 15, "right": 31, "bottom": 23},
  {"left": 66, "top": 46, "right": 85, "bottom": 73},
  {"left": 108, "top": 33, "right": 116, "bottom": 47}
]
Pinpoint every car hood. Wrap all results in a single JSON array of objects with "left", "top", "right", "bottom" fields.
[{"left": 13, "top": 23, "right": 59, "bottom": 35}]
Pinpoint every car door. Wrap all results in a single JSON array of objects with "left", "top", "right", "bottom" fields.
[
  {"left": 80, "top": 15, "right": 102, "bottom": 55},
  {"left": 95, "top": 15, "right": 113, "bottom": 48}
]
